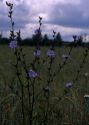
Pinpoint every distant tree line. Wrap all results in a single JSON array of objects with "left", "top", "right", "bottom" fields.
[
  {"left": 0, "top": 32, "right": 62, "bottom": 46},
  {"left": 0, "top": 32, "right": 89, "bottom": 47}
]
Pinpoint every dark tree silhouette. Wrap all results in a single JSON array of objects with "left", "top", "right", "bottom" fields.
[
  {"left": 55, "top": 32, "right": 62, "bottom": 46},
  {"left": 77, "top": 35, "right": 82, "bottom": 46},
  {"left": 43, "top": 34, "right": 50, "bottom": 46},
  {"left": 32, "top": 29, "right": 43, "bottom": 46}
]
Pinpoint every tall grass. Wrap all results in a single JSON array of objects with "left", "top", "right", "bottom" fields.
[{"left": 0, "top": 45, "right": 89, "bottom": 125}]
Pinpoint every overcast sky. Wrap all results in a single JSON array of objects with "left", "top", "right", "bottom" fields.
[{"left": 0, "top": 0, "right": 89, "bottom": 41}]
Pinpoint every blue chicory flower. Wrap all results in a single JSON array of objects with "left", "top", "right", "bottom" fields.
[
  {"left": 47, "top": 49, "right": 56, "bottom": 58},
  {"left": 33, "top": 49, "right": 41, "bottom": 57},
  {"left": 28, "top": 69, "right": 38, "bottom": 78},
  {"left": 9, "top": 40, "right": 17, "bottom": 50},
  {"left": 35, "top": 28, "right": 41, "bottom": 34},
  {"left": 65, "top": 82, "right": 73, "bottom": 89}
]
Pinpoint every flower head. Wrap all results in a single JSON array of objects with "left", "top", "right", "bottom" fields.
[
  {"left": 33, "top": 49, "right": 41, "bottom": 57},
  {"left": 28, "top": 69, "right": 38, "bottom": 78},
  {"left": 65, "top": 82, "right": 73, "bottom": 89},
  {"left": 9, "top": 40, "right": 17, "bottom": 50},
  {"left": 35, "top": 28, "right": 41, "bottom": 34},
  {"left": 84, "top": 94, "right": 89, "bottom": 98},
  {"left": 47, "top": 49, "right": 56, "bottom": 58},
  {"left": 84, "top": 72, "right": 89, "bottom": 77},
  {"left": 62, "top": 54, "right": 71, "bottom": 60},
  {"left": 43, "top": 86, "right": 50, "bottom": 92}
]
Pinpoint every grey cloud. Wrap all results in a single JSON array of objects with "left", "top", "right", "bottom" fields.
[
  {"left": 1, "top": 0, "right": 89, "bottom": 40},
  {"left": 0, "top": 2, "right": 30, "bottom": 31},
  {"left": 49, "top": 1, "right": 89, "bottom": 29}
]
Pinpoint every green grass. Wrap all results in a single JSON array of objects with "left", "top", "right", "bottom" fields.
[{"left": 0, "top": 45, "right": 89, "bottom": 125}]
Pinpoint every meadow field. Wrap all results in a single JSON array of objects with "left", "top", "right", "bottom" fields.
[
  {"left": 0, "top": 45, "right": 89, "bottom": 125},
  {"left": 1, "top": 1, "right": 89, "bottom": 125}
]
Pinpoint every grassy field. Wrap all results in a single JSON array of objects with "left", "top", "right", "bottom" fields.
[{"left": 0, "top": 45, "right": 89, "bottom": 125}]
